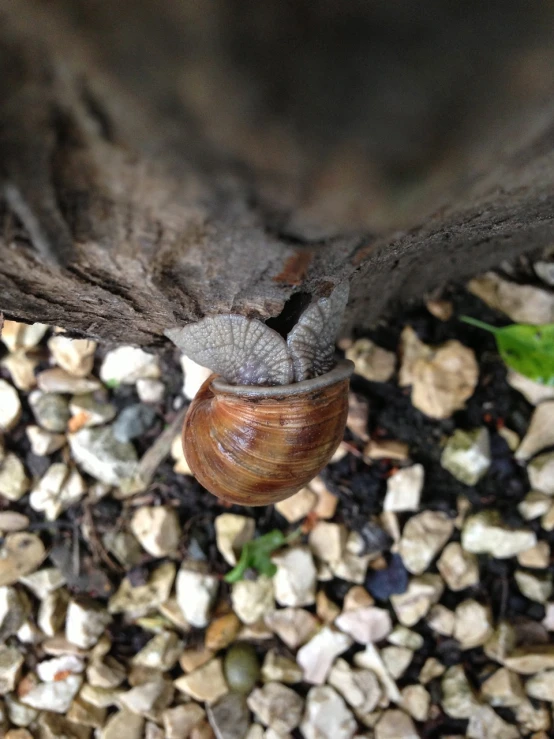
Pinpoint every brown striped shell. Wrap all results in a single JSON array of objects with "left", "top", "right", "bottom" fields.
[{"left": 183, "top": 360, "right": 353, "bottom": 506}]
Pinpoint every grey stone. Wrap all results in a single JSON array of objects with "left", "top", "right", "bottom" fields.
[
  {"left": 0, "top": 586, "right": 29, "bottom": 640},
  {"left": 19, "top": 568, "right": 66, "bottom": 599},
  {"left": 100, "top": 710, "right": 144, "bottom": 739},
  {"left": 177, "top": 565, "right": 219, "bottom": 628},
  {"left": 20, "top": 674, "right": 82, "bottom": 713},
  {"left": 528, "top": 451, "right": 554, "bottom": 495},
  {"left": 69, "top": 393, "right": 117, "bottom": 427},
  {"left": 441, "top": 428, "right": 491, "bottom": 486},
  {"left": 0, "top": 454, "right": 29, "bottom": 501},
  {"left": 534, "top": 260, "right": 554, "bottom": 285},
  {"left": 66, "top": 597, "right": 112, "bottom": 648},
  {"left": 113, "top": 403, "right": 157, "bottom": 442},
  {"left": 207, "top": 693, "right": 251, "bottom": 739},
  {"left": 301, "top": 685, "right": 356, "bottom": 739},
  {"left": 462, "top": 511, "right": 536, "bottom": 558},
  {"left": 48, "top": 335, "right": 97, "bottom": 377},
  {"left": 29, "top": 464, "right": 86, "bottom": 521},
  {"left": 247, "top": 682, "right": 304, "bottom": 735},
  {"left": 68, "top": 426, "right": 138, "bottom": 485},
  {"left": 0, "top": 645, "right": 24, "bottom": 694},
  {"left": 136, "top": 378, "right": 165, "bottom": 404},
  {"left": 328, "top": 658, "right": 381, "bottom": 716},
  {"left": 26, "top": 426, "right": 66, "bottom": 456},
  {"left": 100, "top": 346, "right": 160, "bottom": 385},
  {"left": 0, "top": 380, "right": 21, "bottom": 431},
  {"left": 29, "top": 391, "right": 70, "bottom": 432},
  {"left": 37, "top": 368, "right": 102, "bottom": 394},
  {"left": 108, "top": 562, "right": 175, "bottom": 618}
]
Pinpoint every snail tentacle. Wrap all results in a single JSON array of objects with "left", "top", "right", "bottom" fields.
[
  {"left": 165, "top": 314, "right": 293, "bottom": 386},
  {"left": 287, "top": 281, "right": 349, "bottom": 381}
]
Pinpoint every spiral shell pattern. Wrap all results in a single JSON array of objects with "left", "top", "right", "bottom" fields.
[{"left": 183, "top": 361, "right": 353, "bottom": 506}]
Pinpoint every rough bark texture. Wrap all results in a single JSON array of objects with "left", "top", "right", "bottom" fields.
[{"left": 1, "top": 0, "right": 554, "bottom": 346}]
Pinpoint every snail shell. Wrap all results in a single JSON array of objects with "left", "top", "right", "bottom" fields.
[{"left": 183, "top": 360, "right": 353, "bottom": 506}]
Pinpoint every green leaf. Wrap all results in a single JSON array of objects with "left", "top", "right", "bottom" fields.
[
  {"left": 224, "top": 528, "right": 300, "bottom": 583},
  {"left": 461, "top": 316, "right": 554, "bottom": 386}
]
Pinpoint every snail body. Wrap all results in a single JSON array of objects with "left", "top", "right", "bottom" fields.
[
  {"left": 183, "top": 361, "right": 352, "bottom": 506},
  {"left": 166, "top": 282, "right": 352, "bottom": 506}
]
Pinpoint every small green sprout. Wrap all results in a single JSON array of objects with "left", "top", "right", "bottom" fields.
[
  {"left": 461, "top": 316, "right": 554, "bottom": 386},
  {"left": 224, "top": 528, "right": 301, "bottom": 583}
]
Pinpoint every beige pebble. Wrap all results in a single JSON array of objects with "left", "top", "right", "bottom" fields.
[
  {"left": 275, "top": 488, "right": 317, "bottom": 523},
  {"left": 174, "top": 658, "right": 228, "bottom": 704},
  {"left": 375, "top": 709, "right": 419, "bottom": 739}
]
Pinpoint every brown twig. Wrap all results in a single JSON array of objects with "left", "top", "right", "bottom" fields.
[
  {"left": 121, "top": 406, "right": 188, "bottom": 497},
  {"left": 82, "top": 503, "right": 124, "bottom": 574}
]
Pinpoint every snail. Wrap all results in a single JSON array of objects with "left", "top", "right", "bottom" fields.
[{"left": 165, "top": 282, "right": 353, "bottom": 506}]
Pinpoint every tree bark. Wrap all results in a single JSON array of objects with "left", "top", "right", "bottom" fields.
[{"left": 1, "top": 0, "right": 554, "bottom": 346}]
